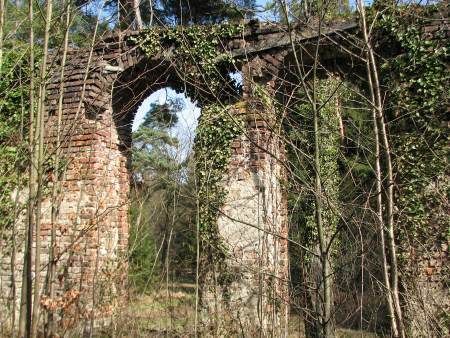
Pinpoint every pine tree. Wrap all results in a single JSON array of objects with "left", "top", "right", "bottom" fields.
[
  {"left": 115, "top": 0, "right": 257, "bottom": 27},
  {"left": 267, "top": 0, "right": 350, "bottom": 23},
  {"left": 132, "top": 98, "right": 181, "bottom": 183}
]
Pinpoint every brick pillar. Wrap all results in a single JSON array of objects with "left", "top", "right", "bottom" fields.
[
  {"left": 0, "top": 51, "right": 130, "bottom": 332},
  {"left": 200, "top": 97, "right": 289, "bottom": 336},
  {"left": 39, "top": 61, "right": 129, "bottom": 330},
  {"left": 404, "top": 239, "right": 449, "bottom": 336}
]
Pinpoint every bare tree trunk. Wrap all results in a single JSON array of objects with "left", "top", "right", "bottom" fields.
[
  {"left": 0, "top": 0, "right": 12, "bottom": 332},
  {"left": 357, "top": 2, "right": 405, "bottom": 337},
  {"left": 313, "top": 97, "right": 333, "bottom": 338},
  {"left": 0, "top": 0, "right": 4, "bottom": 70},
  {"left": 335, "top": 96, "right": 345, "bottom": 143},
  {"left": 278, "top": 1, "right": 334, "bottom": 336},
  {"left": 10, "top": 97, "right": 26, "bottom": 332},
  {"left": 194, "top": 186, "right": 200, "bottom": 336},
  {"left": 148, "top": 0, "right": 154, "bottom": 26},
  {"left": 119, "top": 0, "right": 142, "bottom": 29},
  {"left": 366, "top": 31, "right": 405, "bottom": 338},
  {"left": 133, "top": 0, "right": 143, "bottom": 29},
  {"left": 367, "top": 57, "right": 398, "bottom": 337},
  {"left": 18, "top": 0, "right": 35, "bottom": 335},
  {"left": 30, "top": 0, "right": 53, "bottom": 335},
  {"left": 45, "top": 3, "right": 70, "bottom": 336},
  {"left": 309, "top": 3, "right": 334, "bottom": 336},
  {"left": 358, "top": 3, "right": 397, "bottom": 332}
]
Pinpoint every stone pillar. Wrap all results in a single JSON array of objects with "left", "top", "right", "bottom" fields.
[{"left": 200, "top": 97, "right": 289, "bottom": 336}]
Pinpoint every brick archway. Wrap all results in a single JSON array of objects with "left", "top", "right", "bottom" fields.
[
  {"left": 1, "top": 21, "right": 367, "bottom": 335},
  {"left": 42, "top": 24, "right": 297, "bottom": 332}
]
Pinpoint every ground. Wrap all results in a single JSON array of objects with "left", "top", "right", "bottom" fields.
[{"left": 95, "top": 285, "right": 380, "bottom": 337}]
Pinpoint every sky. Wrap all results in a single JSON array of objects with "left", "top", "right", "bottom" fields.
[{"left": 132, "top": 88, "right": 201, "bottom": 162}]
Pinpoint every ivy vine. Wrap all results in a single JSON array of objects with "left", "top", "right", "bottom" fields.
[
  {"left": 129, "top": 23, "right": 244, "bottom": 94},
  {"left": 375, "top": 3, "right": 449, "bottom": 250},
  {"left": 0, "top": 43, "right": 31, "bottom": 233},
  {"left": 194, "top": 104, "right": 244, "bottom": 251},
  {"left": 287, "top": 76, "right": 346, "bottom": 260},
  {"left": 374, "top": 4, "right": 449, "bottom": 331}
]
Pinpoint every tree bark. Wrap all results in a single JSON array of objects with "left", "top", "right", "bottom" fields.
[
  {"left": 45, "top": 3, "right": 70, "bottom": 336},
  {"left": 18, "top": 0, "right": 35, "bottom": 336},
  {"left": 0, "top": 0, "right": 4, "bottom": 70},
  {"left": 30, "top": 0, "right": 53, "bottom": 335},
  {"left": 133, "top": 0, "right": 143, "bottom": 29},
  {"left": 357, "top": 1, "right": 405, "bottom": 337},
  {"left": 119, "top": 0, "right": 142, "bottom": 29},
  {"left": 278, "top": 1, "right": 335, "bottom": 336},
  {"left": 148, "top": 0, "right": 154, "bottom": 26}
]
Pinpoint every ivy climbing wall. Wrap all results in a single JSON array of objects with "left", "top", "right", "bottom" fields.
[
  {"left": 0, "top": 12, "right": 447, "bottom": 335},
  {"left": 197, "top": 100, "right": 289, "bottom": 336},
  {"left": 0, "top": 22, "right": 308, "bottom": 332}
]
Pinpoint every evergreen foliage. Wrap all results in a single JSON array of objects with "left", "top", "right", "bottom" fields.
[
  {"left": 129, "top": 97, "right": 198, "bottom": 289},
  {"left": 158, "top": 0, "right": 256, "bottom": 25},
  {"left": 375, "top": 4, "right": 448, "bottom": 242},
  {"left": 110, "top": 0, "right": 256, "bottom": 27},
  {"left": 132, "top": 98, "right": 181, "bottom": 180},
  {"left": 373, "top": 4, "right": 449, "bottom": 332},
  {"left": 195, "top": 104, "right": 243, "bottom": 245},
  {"left": 266, "top": 0, "right": 351, "bottom": 23}
]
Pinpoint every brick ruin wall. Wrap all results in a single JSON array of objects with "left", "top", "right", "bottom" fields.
[
  {"left": 200, "top": 101, "right": 289, "bottom": 336},
  {"left": 0, "top": 23, "right": 296, "bottom": 333},
  {"left": 0, "top": 16, "right": 447, "bottom": 335},
  {"left": 400, "top": 10, "right": 450, "bottom": 336},
  {"left": 199, "top": 52, "right": 290, "bottom": 335},
  {"left": 0, "top": 47, "right": 132, "bottom": 333}
]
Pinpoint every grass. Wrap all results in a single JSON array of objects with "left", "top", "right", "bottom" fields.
[{"left": 96, "top": 285, "right": 380, "bottom": 337}]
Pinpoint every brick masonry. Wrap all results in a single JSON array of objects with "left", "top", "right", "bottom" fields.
[
  {"left": 0, "top": 21, "right": 312, "bottom": 333},
  {"left": 0, "top": 14, "right": 448, "bottom": 335},
  {"left": 199, "top": 98, "right": 289, "bottom": 335}
]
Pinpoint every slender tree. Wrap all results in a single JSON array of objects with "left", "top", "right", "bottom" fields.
[
  {"left": 0, "top": 0, "right": 4, "bottom": 70},
  {"left": 357, "top": 1, "right": 405, "bottom": 337},
  {"left": 30, "top": 0, "right": 53, "bottom": 334},
  {"left": 45, "top": 2, "right": 71, "bottom": 335},
  {"left": 18, "top": 0, "right": 35, "bottom": 335},
  {"left": 278, "top": 1, "right": 338, "bottom": 336}
]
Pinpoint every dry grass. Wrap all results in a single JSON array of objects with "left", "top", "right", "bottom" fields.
[
  {"left": 96, "top": 286, "right": 380, "bottom": 337},
  {"left": 100, "top": 287, "right": 195, "bottom": 337}
]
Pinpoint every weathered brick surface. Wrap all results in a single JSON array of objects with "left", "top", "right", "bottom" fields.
[
  {"left": 0, "top": 20, "right": 319, "bottom": 332},
  {"left": 200, "top": 98, "right": 289, "bottom": 335},
  {"left": 0, "top": 16, "right": 447, "bottom": 335}
]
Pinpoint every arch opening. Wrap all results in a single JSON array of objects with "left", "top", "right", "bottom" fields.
[
  {"left": 107, "top": 53, "right": 244, "bottom": 291},
  {"left": 111, "top": 58, "right": 243, "bottom": 167},
  {"left": 125, "top": 86, "right": 202, "bottom": 287}
]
